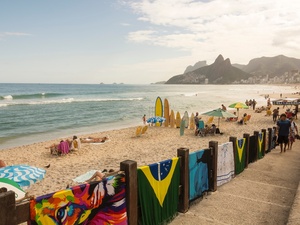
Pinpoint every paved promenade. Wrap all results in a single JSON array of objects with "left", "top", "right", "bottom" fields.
[{"left": 171, "top": 142, "right": 300, "bottom": 225}]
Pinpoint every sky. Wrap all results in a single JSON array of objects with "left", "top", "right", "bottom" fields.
[{"left": 1, "top": 0, "right": 300, "bottom": 84}]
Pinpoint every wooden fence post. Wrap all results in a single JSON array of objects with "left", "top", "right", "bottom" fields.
[
  {"left": 243, "top": 133, "right": 250, "bottom": 168},
  {"left": 0, "top": 191, "right": 17, "bottom": 225},
  {"left": 253, "top": 131, "right": 259, "bottom": 162},
  {"left": 120, "top": 160, "right": 137, "bottom": 225},
  {"left": 267, "top": 128, "right": 273, "bottom": 153},
  {"left": 177, "top": 148, "right": 189, "bottom": 213},
  {"left": 261, "top": 129, "right": 266, "bottom": 157},
  {"left": 209, "top": 141, "right": 218, "bottom": 192},
  {"left": 229, "top": 136, "right": 237, "bottom": 175}
]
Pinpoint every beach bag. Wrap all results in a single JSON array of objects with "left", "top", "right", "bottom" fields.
[{"left": 216, "top": 128, "right": 220, "bottom": 134}]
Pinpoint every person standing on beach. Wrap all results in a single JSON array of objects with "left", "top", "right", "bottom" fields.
[
  {"left": 194, "top": 112, "right": 200, "bottom": 134},
  {"left": 277, "top": 114, "right": 291, "bottom": 153},
  {"left": 221, "top": 104, "right": 227, "bottom": 111},
  {"left": 142, "top": 114, "right": 146, "bottom": 124},
  {"left": 252, "top": 99, "right": 256, "bottom": 110}
]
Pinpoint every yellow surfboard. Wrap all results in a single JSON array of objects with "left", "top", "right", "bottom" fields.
[
  {"left": 190, "top": 113, "right": 195, "bottom": 130},
  {"left": 164, "top": 98, "right": 170, "bottom": 127},
  {"left": 155, "top": 97, "right": 163, "bottom": 117},
  {"left": 170, "top": 110, "right": 175, "bottom": 128},
  {"left": 176, "top": 111, "right": 181, "bottom": 128}
]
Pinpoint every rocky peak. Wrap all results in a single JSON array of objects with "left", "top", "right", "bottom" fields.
[{"left": 214, "top": 54, "right": 224, "bottom": 64}]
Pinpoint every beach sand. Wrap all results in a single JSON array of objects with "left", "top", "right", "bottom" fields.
[{"left": 0, "top": 92, "right": 298, "bottom": 198}]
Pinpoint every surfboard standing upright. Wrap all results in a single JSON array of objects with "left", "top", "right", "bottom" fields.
[
  {"left": 155, "top": 97, "right": 163, "bottom": 126},
  {"left": 164, "top": 98, "right": 170, "bottom": 127},
  {"left": 175, "top": 111, "right": 181, "bottom": 128}
]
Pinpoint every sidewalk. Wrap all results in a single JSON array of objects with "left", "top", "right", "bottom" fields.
[{"left": 171, "top": 142, "right": 300, "bottom": 225}]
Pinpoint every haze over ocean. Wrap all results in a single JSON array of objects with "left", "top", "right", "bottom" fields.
[{"left": 0, "top": 83, "right": 295, "bottom": 149}]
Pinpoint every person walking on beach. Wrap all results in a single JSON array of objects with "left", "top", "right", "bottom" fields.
[
  {"left": 288, "top": 117, "right": 298, "bottom": 150},
  {"left": 142, "top": 114, "right": 146, "bottom": 124},
  {"left": 277, "top": 113, "right": 291, "bottom": 153},
  {"left": 273, "top": 107, "right": 279, "bottom": 123}
]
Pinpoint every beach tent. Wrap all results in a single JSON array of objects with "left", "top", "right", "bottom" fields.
[{"left": 272, "top": 98, "right": 300, "bottom": 105}]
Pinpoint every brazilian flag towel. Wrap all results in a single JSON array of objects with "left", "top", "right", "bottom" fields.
[
  {"left": 138, "top": 157, "right": 180, "bottom": 225},
  {"left": 235, "top": 138, "right": 246, "bottom": 175}
]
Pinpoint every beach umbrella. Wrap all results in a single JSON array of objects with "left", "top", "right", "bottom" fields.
[
  {"left": 228, "top": 102, "right": 249, "bottom": 116},
  {"left": 0, "top": 165, "right": 46, "bottom": 189},
  {"left": 0, "top": 178, "right": 26, "bottom": 200},
  {"left": 146, "top": 116, "right": 166, "bottom": 124},
  {"left": 202, "top": 108, "right": 237, "bottom": 127}
]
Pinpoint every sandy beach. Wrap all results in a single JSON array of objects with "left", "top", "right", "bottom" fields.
[{"left": 0, "top": 92, "right": 298, "bottom": 198}]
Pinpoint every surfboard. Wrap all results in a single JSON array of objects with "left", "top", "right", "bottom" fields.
[
  {"left": 180, "top": 119, "right": 185, "bottom": 136},
  {"left": 0, "top": 178, "right": 26, "bottom": 201},
  {"left": 176, "top": 111, "right": 181, "bottom": 128},
  {"left": 183, "top": 111, "right": 189, "bottom": 128},
  {"left": 164, "top": 98, "right": 170, "bottom": 127},
  {"left": 155, "top": 97, "right": 163, "bottom": 117},
  {"left": 170, "top": 110, "right": 175, "bottom": 128},
  {"left": 190, "top": 113, "right": 195, "bottom": 130}
]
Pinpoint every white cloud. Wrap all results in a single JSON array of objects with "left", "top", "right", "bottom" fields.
[
  {"left": 0, "top": 32, "right": 32, "bottom": 40},
  {"left": 125, "top": 0, "right": 300, "bottom": 64},
  {"left": 3, "top": 32, "right": 31, "bottom": 36}
]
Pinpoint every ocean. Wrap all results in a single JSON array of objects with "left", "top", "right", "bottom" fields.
[{"left": 0, "top": 83, "right": 294, "bottom": 150}]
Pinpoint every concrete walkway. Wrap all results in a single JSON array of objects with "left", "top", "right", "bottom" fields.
[{"left": 171, "top": 142, "right": 300, "bottom": 225}]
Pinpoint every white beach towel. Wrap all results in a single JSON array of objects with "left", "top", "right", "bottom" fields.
[
  {"left": 72, "top": 170, "right": 98, "bottom": 183},
  {"left": 217, "top": 142, "right": 235, "bottom": 186}
]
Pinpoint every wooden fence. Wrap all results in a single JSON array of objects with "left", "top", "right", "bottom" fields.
[{"left": 0, "top": 127, "right": 276, "bottom": 225}]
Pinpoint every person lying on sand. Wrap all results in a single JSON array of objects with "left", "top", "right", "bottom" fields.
[
  {"left": 0, "top": 160, "right": 6, "bottom": 168},
  {"left": 85, "top": 169, "right": 115, "bottom": 183},
  {"left": 80, "top": 136, "right": 109, "bottom": 143}
]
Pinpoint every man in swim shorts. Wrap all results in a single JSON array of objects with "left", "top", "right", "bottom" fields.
[{"left": 276, "top": 113, "right": 291, "bottom": 153}]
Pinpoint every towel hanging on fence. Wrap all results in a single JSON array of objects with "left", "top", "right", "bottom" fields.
[{"left": 217, "top": 142, "right": 235, "bottom": 186}]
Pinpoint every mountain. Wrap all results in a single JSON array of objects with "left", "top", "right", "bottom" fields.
[
  {"left": 184, "top": 61, "right": 207, "bottom": 73},
  {"left": 235, "top": 55, "right": 300, "bottom": 77},
  {"left": 165, "top": 55, "right": 251, "bottom": 84}
]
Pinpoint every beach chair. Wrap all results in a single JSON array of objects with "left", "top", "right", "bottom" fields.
[
  {"left": 135, "top": 126, "right": 142, "bottom": 137},
  {"left": 141, "top": 125, "right": 148, "bottom": 134},
  {"left": 197, "top": 120, "right": 206, "bottom": 136},
  {"left": 50, "top": 146, "right": 60, "bottom": 156},
  {"left": 244, "top": 115, "right": 251, "bottom": 124},
  {"left": 206, "top": 116, "right": 214, "bottom": 124}
]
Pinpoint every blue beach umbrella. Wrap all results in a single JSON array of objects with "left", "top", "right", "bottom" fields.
[
  {"left": 146, "top": 116, "right": 166, "bottom": 124},
  {"left": 0, "top": 165, "right": 46, "bottom": 189}
]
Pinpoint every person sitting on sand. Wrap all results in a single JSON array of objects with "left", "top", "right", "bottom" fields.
[
  {"left": 70, "top": 135, "right": 81, "bottom": 150},
  {"left": 46, "top": 139, "right": 71, "bottom": 155},
  {"left": 85, "top": 169, "right": 115, "bottom": 183},
  {"left": 80, "top": 136, "right": 109, "bottom": 143},
  {"left": 238, "top": 113, "right": 247, "bottom": 124},
  {"left": 0, "top": 160, "right": 6, "bottom": 168}
]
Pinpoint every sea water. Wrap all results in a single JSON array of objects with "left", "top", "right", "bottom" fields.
[{"left": 0, "top": 83, "right": 295, "bottom": 150}]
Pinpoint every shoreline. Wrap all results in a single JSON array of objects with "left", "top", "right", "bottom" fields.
[{"left": 0, "top": 106, "right": 285, "bottom": 197}]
